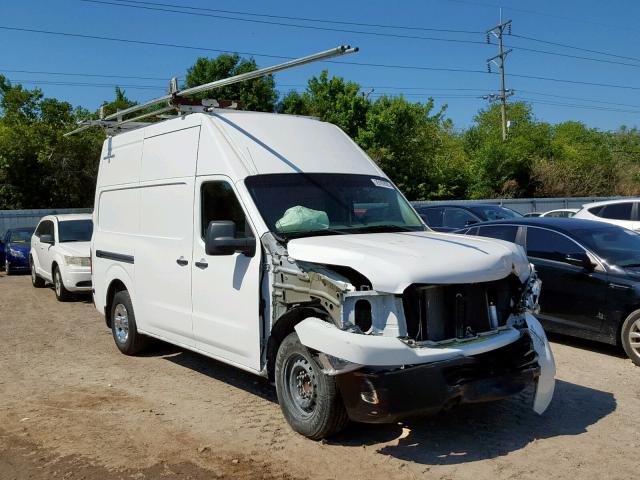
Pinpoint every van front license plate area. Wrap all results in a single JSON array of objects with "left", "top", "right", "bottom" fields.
[{"left": 335, "top": 333, "right": 540, "bottom": 423}]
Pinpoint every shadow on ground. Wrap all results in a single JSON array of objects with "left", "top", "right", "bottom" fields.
[
  {"left": 547, "top": 332, "right": 626, "bottom": 359},
  {"left": 333, "top": 380, "right": 616, "bottom": 465},
  {"left": 154, "top": 346, "right": 615, "bottom": 466},
  {"left": 159, "top": 347, "right": 277, "bottom": 403}
]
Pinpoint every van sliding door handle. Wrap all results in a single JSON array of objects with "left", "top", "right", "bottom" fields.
[
  {"left": 195, "top": 261, "right": 208, "bottom": 269},
  {"left": 176, "top": 257, "right": 188, "bottom": 266}
]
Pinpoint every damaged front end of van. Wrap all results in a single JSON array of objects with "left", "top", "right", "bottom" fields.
[{"left": 262, "top": 231, "right": 555, "bottom": 424}]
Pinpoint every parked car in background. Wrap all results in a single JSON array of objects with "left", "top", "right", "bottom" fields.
[
  {"left": 574, "top": 198, "right": 640, "bottom": 230},
  {"left": 458, "top": 217, "right": 640, "bottom": 366},
  {"left": 30, "top": 214, "right": 93, "bottom": 301},
  {"left": 0, "top": 227, "right": 35, "bottom": 274},
  {"left": 523, "top": 212, "right": 543, "bottom": 217},
  {"left": 415, "top": 203, "right": 522, "bottom": 232},
  {"left": 541, "top": 208, "right": 579, "bottom": 218}
]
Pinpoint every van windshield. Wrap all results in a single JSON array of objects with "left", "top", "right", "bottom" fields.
[{"left": 245, "top": 173, "right": 425, "bottom": 239}]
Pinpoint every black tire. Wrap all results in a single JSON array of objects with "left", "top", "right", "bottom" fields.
[
  {"left": 111, "top": 289, "right": 149, "bottom": 355},
  {"left": 30, "top": 259, "right": 45, "bottom": 287},
  {"left": 621, "top": 310, "right": 640, "bottom": 367},
  {"left": 275, "top": 332, "right": 349, "bottom": 439},
  {"left": 53, "top": 266, "right": 72, "bottom": 301}
]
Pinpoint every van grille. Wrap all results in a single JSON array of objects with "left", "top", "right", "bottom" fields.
[{"left": 403, "top": 275, "right": 522, "bottom": 342}]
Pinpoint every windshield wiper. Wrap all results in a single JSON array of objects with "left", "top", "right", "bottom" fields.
[
  {"left": 351, "top": 224, "right": 419, "bottom": 233},
  {"left": 621, "top": 263, "right": 640, "bottom": 268}
]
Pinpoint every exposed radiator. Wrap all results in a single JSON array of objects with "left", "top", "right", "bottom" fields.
[{"left": 403, "top": 276, "right": 520, "bottom": 342}]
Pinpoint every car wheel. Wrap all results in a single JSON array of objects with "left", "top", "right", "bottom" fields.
[
  {"left": 111, "top": 290, "right": 149, "bottom": 355},
  {"left": 5, "top": 259, "right": 11, "bottom": 276},
  {"left": 275, "top": 332, "right": 349, "bottom": 440},
  {"left": 621, "top": 310, "right": 640, "bottom": 367},
  {"left": 30, "top": 259, "right": 45, "bottom": 287},
  {"left": 53, "top": 266, "right": 72, "bottom": 302}
]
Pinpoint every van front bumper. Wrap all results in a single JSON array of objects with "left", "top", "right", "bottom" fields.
[{"left": 335, "top": 333, "right": 540, "bottom": 423}]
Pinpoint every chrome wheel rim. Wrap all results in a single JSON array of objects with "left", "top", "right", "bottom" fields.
[
  {"left": 31, "top": 264, "right": 36, "bottom": 282},
  {"left": 54, "top": 271, "right": 61, "bottom": 296},
  {"left": 284, "top": 353, "right": 317, "bottom": 418},
  {"left": 629, "top": 319, "right": 640, "bottom": 356},
  {"left": 113, "top": 303, "right": 129, "bottom": 344}
]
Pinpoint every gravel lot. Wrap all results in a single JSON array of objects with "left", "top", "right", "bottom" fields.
[{"left": 1, "top": 272, "right": 638, "bottom": 479}]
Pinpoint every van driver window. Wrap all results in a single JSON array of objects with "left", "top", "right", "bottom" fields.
[{"left": 201, "top": 182, "right": 249, "bottom": 238}]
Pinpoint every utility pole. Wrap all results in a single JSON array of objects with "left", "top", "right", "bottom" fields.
[{"left": 486, "top": 9, "right": 513, "bottom": 141}]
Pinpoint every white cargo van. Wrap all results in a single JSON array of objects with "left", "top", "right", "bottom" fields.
[{"left": 91, "top": 110, "right": 555, "bottom": 439}]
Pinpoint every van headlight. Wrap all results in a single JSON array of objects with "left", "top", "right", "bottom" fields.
[{"left": 64, "top": 256, "right": 90, "bottom": 267}]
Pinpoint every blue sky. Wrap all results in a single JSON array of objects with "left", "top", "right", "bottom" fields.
[{"left": 2, "top": 0, "right": 640, "bottom": 130}]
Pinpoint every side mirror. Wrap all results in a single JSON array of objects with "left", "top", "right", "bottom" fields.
[
  {"left": 40, "top": 234, "right": 54, "bottom": 245},
  {"left": 565, "top": 253, "right": 593, "bottom": 270},
  {"left": 465, "top": 219, "right": 479, "bottom": 227},
  {"left": 205, "top": 220, "right": 255, "bottom": 257}
]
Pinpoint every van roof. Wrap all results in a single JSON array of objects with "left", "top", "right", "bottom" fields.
[{"left": 103, "top": 111, "right": 383, "bottom": 182}]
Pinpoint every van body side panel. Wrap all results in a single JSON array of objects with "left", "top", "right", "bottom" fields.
[
  {"left": 96, "top": 130, "right": 144, "bottom": 187},
  {"left": 132, "top": 125, "right": 200, "bottom": 344},
  {"left": 140, "top": 126, "right": 200, "bottom": 181}
]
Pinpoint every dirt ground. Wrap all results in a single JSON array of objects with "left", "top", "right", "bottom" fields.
[{"left": 0, "top": 272, "right": 638, "bottom": 480}]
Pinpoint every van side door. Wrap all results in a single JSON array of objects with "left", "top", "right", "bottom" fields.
[{"left": 191, "top": 177, "right": 262, "bottom": 371}]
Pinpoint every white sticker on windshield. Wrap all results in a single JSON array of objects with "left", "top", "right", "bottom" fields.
[{"left": 371, "top": 178, "right": 394, "bottom": 189}]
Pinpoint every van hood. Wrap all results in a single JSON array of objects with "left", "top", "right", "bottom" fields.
[
  {"left": 57, "top": 241, "right": 91, "bottom": 257},
  {"left": 286, "top": 231, "right": 530, "bottom": 293}
]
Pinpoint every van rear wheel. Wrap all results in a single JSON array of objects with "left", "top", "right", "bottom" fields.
[
  {"left": 111, "top": 290, "right": 149, "bottom": 355},
  {"left": 275, "top": 332, "right": 349, "bottom": 439}
]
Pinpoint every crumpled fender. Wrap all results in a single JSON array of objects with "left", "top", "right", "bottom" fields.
[{"left": 525, "top": 312, "right": 556, "bottom": 414}]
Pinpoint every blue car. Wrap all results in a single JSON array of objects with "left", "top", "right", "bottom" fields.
[{"left": 0, "top": 227, "right": 35, "bottom": 274}]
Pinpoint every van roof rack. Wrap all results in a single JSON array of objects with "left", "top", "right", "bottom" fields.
[{"left": 65, "top": 45, "right": 358, "bottom": 137}]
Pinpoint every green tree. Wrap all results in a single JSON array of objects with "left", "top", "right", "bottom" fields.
[
  {"left": 0, "top": 77, "right": 103, "bottom": 209},
  {"left": 184, "top": 54, "right": 278, "bottom": 112}
]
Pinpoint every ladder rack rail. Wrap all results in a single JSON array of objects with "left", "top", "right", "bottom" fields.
[{"left": 65, "top": 45, "right": 358, "bottom": 136}]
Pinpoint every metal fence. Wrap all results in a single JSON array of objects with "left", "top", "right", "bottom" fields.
[
  {"left": 0, "top": 208, "right": 93, "bottom": 237},
  {"left": 412, "top": 196, "right": 623, "bottom": 215}
]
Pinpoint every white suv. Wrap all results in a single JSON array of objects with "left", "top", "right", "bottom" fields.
[
  {"left": 574, "top": 199, "right": 640, "bottom": 230},
  {"left": 30, "top": 214, "right": 93, "bottom": 301}
]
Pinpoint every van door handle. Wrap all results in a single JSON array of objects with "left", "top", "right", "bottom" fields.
[
  {"left": 176, "top": 257, "right": 188, "bottom": 266},
  {"left": 195, "top": 261, "right": 208, "bottom": 269}
]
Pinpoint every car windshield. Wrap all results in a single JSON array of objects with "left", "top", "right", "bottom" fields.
[
  {"left": 8, "top": 230, "right": 33, "bottom": 243},
  {"left": 58, "top": 219, "right": 93, "bottom": 242},
  {"left": 573, "top": 226, "right": 640, "bottom": 267},
  {"left": 470, "top": 205, "right": 522, "bottom": 221},
  {"left": 245, "top": 173, "right": 425, "bottom": 239}
]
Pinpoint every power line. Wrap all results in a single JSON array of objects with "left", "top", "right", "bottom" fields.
[
  {"left": 0, "top": 68, "right": 176, "bottom": 81},
  {"left": 78, "top": 0, "right": 489, "bottom": 47},
  {"left": 107, "top": 0, "right": 483, "bottom": 34},
  {"left": 519, "top": 90, "right": 640, "bottom": 110},
  {"left": 5, "top": 78, "right": 165, "bottom": 90},
  {"left": 511, "top": 33, "right": 640, "bottom": 64},
  {"left": 5, "top": 25, "right": 640, "bottom": 92},
  {"left": 78, "top": 0, "right": 640, "bottom": 71},
  {"left": 519, "top": 97, "right": 640, "bottom": 115}
]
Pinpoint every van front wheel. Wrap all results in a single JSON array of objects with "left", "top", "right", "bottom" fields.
[
  {"left": 111, "top": 290, "right": 149, "bottom": 355},
  {"left": 275, "top": 332, "right": 348, "bottom": 439}
]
